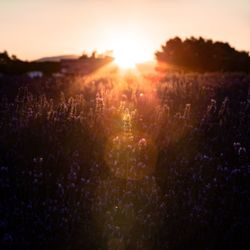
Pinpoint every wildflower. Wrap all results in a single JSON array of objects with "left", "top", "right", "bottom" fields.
[{"left": 138, "top": 138, "right": 147, "bottom": 149}]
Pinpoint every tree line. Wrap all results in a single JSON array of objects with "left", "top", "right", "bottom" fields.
[
  {"left": 1, "top": 36, "right": 250, "bottom": 75},
  {"left": 0, "top": 51, "right": 60, "bottom": 75},
  {"left": 155, "top": 37, "right": 250, "bottom": 72}
]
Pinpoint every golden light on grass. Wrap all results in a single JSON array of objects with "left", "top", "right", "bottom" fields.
[{"left": 104, "top": 131, "right": 158, "bottom": 181}]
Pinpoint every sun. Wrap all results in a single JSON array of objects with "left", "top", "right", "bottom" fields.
[
  {"left": 114, "top": 49, "right": 138, "bottom": 69},
  {"left": 111, "top": 33, "right": 151, "bottom": 69}
]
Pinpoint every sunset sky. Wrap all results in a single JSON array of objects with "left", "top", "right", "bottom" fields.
[{"left": 1, "top": 0, "right": 249, "bottom": 61}]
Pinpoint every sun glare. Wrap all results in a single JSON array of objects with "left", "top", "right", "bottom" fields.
[{"left": 111, "top": 34, "right": 151, "bottom": 69}]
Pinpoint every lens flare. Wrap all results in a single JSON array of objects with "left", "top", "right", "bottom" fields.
[{"left": 104, "top": 131, "right": 157, "bottom": 181}]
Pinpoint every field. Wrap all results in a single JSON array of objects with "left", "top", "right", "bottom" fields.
[{"left": 0, "top": 71, "right": 249, "bottom": 250}]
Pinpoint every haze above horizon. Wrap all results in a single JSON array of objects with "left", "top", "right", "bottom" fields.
[{"left": 0, "top": 0, "right": 249, "bottom": 61}]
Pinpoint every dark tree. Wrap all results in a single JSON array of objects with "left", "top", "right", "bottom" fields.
[{"left": 155, "top": 37, "right": 250, "bottom": 72}]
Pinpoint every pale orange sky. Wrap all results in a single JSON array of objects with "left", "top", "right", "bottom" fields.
[{"left": 0, "top": 0, "right": 249, "bottom": 61}]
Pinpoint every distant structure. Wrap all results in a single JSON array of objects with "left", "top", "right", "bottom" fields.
[
  {"left": 27, "top": 71, "right": 43, "bottom": 78},
  {"left": 61, "top": 56, "right": 113, "bottom": 75},
  {"left": 0, "top": 50, "right": 113, "bottom": 76}
]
